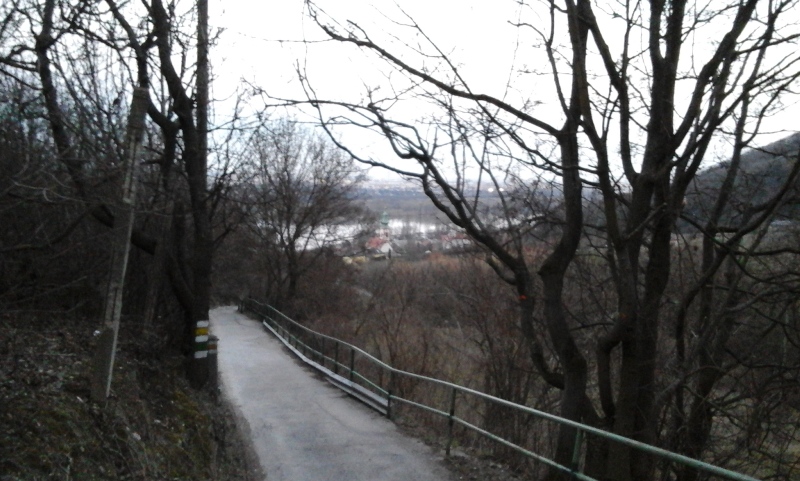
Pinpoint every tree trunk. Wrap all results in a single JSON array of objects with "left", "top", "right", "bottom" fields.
[
  {"left": 187, "top": 0, "right": 212, "bottom": 388},
  {"left": 539, "top": 130, "right": 587, "bottom": 481}
]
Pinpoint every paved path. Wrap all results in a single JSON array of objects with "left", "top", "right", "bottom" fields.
[{"left": 210, "top": 306, "right": 456, "bottom": 481}]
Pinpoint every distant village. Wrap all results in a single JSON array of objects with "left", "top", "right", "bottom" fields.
[{"left": 340, "top": 211, "right": 473, "bottom": 264}]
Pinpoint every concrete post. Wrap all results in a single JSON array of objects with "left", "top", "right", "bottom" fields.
[{"left": 208, "top": 334, "right": 219, "bottom": 390}]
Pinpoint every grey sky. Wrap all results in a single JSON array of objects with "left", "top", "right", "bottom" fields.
[{"left": 210, "top": 1, "right": 800, "bottom": 180}]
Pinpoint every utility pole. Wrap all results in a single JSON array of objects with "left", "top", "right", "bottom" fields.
[{"left": 90, "top": 87, "right": 149, "bottom": 402}]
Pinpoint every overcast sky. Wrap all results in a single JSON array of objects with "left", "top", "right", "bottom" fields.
[
  {"left": 209, "top": 1, "right": 800, "bottom": 181},
  {"left": 211, "top": 1, "right": 518, "bottom": 101},
  {"left": 209, "top": 0, "right": 525, "bottom": 137}
]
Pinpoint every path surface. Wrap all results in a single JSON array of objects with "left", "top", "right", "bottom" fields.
[{"left": 210, "top": 306, "right": 457, "bottom": 481}]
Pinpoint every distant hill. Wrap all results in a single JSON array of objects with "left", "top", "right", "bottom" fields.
[
  {"left": 357, "top": 132, "right": 800, "bottom": 233},
  {"left": 357, "top": 182, "right": 440, "bottom": 222},
  {"left": 684, "top": 132, "right": 800, "bottom": 229},
  {"left": 356, "top": 180, "right": 504, "bottom": 224}
]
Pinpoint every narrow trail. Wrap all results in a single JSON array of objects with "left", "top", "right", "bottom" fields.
[{"left": 210, "top": 306, "right": 457, "bottom": 481}]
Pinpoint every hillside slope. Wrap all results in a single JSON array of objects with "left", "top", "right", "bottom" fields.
[
  {"left": 1, "top": 310, "right": 261, "bottom": 481},
  {"left": 685, "top": 133, "right": 800, "bottom": 226}
]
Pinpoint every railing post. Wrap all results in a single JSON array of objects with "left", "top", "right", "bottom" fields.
[
  {"left": 446, "top": 387, "right": 458, "bottom": 456},
  {"left": 207, "top": 335, "right": 219, "bottom": 390},
  {"left": 320, "top": 337, "right": 326, "bottom": 368},
  {"left": 349, "top": 347, "right": 355, "bottom": 383},
  {"left": 386, "top": 370, "right": 395, "bottom": 420},
  {"left": 334, "top": 342, "right": 339, "bottom": 375},
  {"left": 569, "top": 427, "right": 584, "bottom": 480}
]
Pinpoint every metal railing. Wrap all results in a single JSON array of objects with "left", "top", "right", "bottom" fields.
[{"left": 239, "top": 298, "right": 761, "bottom": 481}]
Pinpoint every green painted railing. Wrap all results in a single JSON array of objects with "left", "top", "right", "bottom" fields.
[{"left": 239, "top": 299, "right": 761, "bottom": 481}]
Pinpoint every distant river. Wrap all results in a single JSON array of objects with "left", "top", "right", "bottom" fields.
[{"left": 299, "top": 220, "right": 452, "bottom": 250}]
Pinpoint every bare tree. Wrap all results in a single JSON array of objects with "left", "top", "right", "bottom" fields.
[
  {"left": 295, "top": 0, "right": 800, "bottom": 479},
  {"left": 245, "top": 119, "right": 365, "bottom": 307}
]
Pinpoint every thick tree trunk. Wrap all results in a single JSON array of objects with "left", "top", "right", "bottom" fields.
[
  {"left": 187, "top": 0, "right": 211, "bottom": 388},
  {"left": 538, "top": 130, "right": 587, "bottom": 481},
  {"left": 149, "top": 0, "right": 212, "bottom": 387}
]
